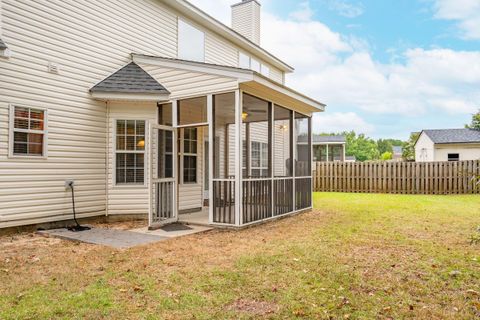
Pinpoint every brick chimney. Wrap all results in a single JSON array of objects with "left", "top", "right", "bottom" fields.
[{"left": 231, "top": 0, "right": 261, "bottom": 45}]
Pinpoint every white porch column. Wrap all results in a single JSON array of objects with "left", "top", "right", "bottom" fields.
[
  {"left": 172, "top": 100, "right": 178, "bottom": 219},
  {"left": 234, "top": 90, "right": 242, "bottom": 226},
  {"left": 207, "top": 94, "right": 214, "bottom": 224}
]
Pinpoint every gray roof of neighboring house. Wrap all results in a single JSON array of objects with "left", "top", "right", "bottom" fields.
[
  {"left": 392, "top": 146, "right": 403, "bottom": 154},
  {"left": 90, "top": 62, "right": 169, "bottom": 94},
  {"left": 0, "top": 38, "right": 7, "bottom": 50},
  {"left": 312, "top": 135, "right": 346, "bottom": 144},
  {"left": 422, "top": 129, "right": 480, "bottom": 144}
]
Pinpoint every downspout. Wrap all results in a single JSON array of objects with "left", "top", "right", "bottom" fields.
[{"left": 105, "top": 102, "right": 109, "bottom": 217}]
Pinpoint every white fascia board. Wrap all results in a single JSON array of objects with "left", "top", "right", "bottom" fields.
[
  {"left": 90, "top": 91, "right": 170, "bottom": 102},
  {"left": 132, "top": 54, "right": 254, "bottom": 81},
  {"left": 162, "top": 0, "right": 294, "bottom": 73},
  {"left": 251, "top": 74, "right": 326, "bottom": 112}
]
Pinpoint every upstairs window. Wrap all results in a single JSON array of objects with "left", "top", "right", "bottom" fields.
[
  {"left": 178, "top": 20, "right": 205, "bottom": 62},
  {"left": 115, "top": 120, "right": 146, "bottom": 185},
  {"left": 10, "top": 106, "right": 47, "bottom": 157},
  {"left": 238, "top": 52, "right": 270, "bottom": 77}
]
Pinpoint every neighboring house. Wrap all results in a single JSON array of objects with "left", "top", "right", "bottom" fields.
[
  {"left": 0, "top": 0, "right": 324, "bottom": 229},
  {"left": 311, "top": 135, "right": 346, "bottom": 162},
  {"left": 345, "top": 155, "right": 356, "bottom": 163},
  {"left": 415, "top": 129, "right": 480, "bottom": 162},
  {"left": 392, "top": 146, "right": 403, "bottom": 161}
]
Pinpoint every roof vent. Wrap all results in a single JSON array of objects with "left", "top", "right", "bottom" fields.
[{"left": 231, "top": 0, "right": 261, "bottom": 45}]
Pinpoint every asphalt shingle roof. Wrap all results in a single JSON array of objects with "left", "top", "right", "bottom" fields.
[
  {"left": 423, "top": 129, "right": 480, "bottom": 144},
  {"left": 0, "top": 38, "right": 7, "bottom": 50},
  {"left": 90, "top": 62, "right": 169, "bottom": 94}
]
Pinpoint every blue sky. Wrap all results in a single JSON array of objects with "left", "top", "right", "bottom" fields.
[{"left": 191, "top": 0, "right": 480, "bottom": 140}]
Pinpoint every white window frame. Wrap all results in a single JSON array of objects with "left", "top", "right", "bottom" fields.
[
  {"left": 177, "top": 18, "right": 205, "bottom": 62},
  {"left": 180, "top": 127, "right": 199, "bottom": 185},
  {"left": 251, "top": 141, "right": 268, "bottom": 177},
  {"left": 113, "top": 119, "right": 148, "bottom": 187},
  {"left": 8, "top": 104, "right": 48, "bottom": 159},
  {"left": 238, "top": 52, "right": 270, "bottom": 77}
]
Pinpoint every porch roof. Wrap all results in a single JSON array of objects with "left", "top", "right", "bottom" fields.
[
  {"left": 132, "top": 54, "right": 326, "bottom": 115},
  {"left": 90, "top": 62, "right": 170, "bottom": 102}
]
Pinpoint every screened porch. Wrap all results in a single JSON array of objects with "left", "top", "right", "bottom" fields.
[{"left": 149, "top": 90, "right": 314, "bottom": 228}]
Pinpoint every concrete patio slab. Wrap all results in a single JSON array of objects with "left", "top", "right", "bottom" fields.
[
  {"left": 38, "top": 227, "right": 168, "bottom": 249},
  {"left": 130, "top": 224, "right": 213, "bottom": 238}
]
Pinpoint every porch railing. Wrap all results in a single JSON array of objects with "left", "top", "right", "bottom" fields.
[
  {"left": 152, "top": 179, "right": 175, "bottom": 224},
  {"left": 295, "top": 177, "right": 312, "bottom": 210},
  {"left": 212, "top": 179, "right": 235, "bottom": 224},
  {"left": 273, "top": 177, "right": 294, "bottom": 216},
  {"left": 242, "top": 178, "right": 272, "bottom": 224}
]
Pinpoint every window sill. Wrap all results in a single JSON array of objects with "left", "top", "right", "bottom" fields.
[{"left": 113, "top": 184, "right": 148, "bottom": 189}]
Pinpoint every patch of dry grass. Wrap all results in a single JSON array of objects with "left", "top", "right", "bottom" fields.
[{"left": 1, "top": 193, "right": 479, "bottom": 319}]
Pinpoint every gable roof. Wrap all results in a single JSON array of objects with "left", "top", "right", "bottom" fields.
[
  {"left": 422, "top": 129, "right": 480, "bottom": 144},
  {"left": 0, "top": 38, "right": 7, "bottom": 50},
  {"left": 90, "top": 62, "right": 169, "bottom": 94},
  {"left": 132, "top": 53, "right": 325, "bottom": 113},
  {"left": 164, "top": 0, "right": 293, "bottom": 73}
]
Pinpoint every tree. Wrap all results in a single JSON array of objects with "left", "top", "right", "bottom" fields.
[
  {"left": 377, "top": 139, "right": 393, "bottom": 155},
  {"left": 402, "top": 132, "right": 420, "bottom": 161},
  {"left": 344, "top": 131, "right": 380, "bottom": 162},
  {"left": 377, "top": 139, "right": 404, "bottom": 155},
  {"left": 381, "top": 151, "right": 393, "bottom": 161},
  {"left": 465, "top": 109, "right": 480, "bottom": 130}
]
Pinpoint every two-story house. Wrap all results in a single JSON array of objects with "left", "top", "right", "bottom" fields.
[{"left": 0, "top": 0, "right": 325, "bottom": 229}]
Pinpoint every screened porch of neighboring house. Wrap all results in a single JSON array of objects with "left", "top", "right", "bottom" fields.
[{"left": 150, "top": 91, "right": 315, "bottom": 229}]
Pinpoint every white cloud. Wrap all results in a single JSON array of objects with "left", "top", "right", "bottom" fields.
[
  {"left": 289, "top": 2, "right": 315, "bottom": 22},
  {"left": 325, "top": 0, "right": 364, "bottom": 18},
  {"left": 184, "top": 1, "right": 480, "bottom": 136},
  {"left": 434, "top": 0, "right": 480, "bottom": 40},
  {"left": 260, "top": 6, "right": 480, "bottom": 118},
  {"left": 312, "top": 112, "right": 374, "bottom": 134}
]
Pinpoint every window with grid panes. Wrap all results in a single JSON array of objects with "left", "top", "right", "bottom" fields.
[
  {"left": 183, "top": 128, "right": 197, "bottom": 183},
  {"left": 251, "top": 141, "right": 269, "bottom": 177},
  {"left": 115, "top": 120, "right": 145, "bottom": 184},
  {"left": 11, "top": 106, "right": 46, "bottom": 156}
]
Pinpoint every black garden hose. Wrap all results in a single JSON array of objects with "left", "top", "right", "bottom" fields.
[{"left": 67, "top": 182, "right": 91, "bottom": 232}]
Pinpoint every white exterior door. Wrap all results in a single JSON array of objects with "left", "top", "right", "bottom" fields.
[{"left": 149, "top": 123, "right": 177, "bottom": 227}]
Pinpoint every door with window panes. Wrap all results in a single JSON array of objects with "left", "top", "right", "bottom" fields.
[{"left": 149, "top": 103, "right": 177, "bottom": 227}]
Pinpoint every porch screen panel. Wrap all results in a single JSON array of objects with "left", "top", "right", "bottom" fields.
[
  {"left": 178, "top": 96, "right": 207, "bottom": 125},
  {"left": 295, "top": 113, "right": 312, "bottom": 210},
  {"left": 273, "top": 105, "right": 294, "bottom": 216},
  {"left": 212, "top": 93, "right": 236, "bottom": 224},
  {"left": 242, "top": 94, "right": 272, "bottom": 224}
]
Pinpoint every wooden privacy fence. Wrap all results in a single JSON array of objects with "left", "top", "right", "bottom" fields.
[{"left": 313, "top": 160, "right": 480, "bottom": 195}]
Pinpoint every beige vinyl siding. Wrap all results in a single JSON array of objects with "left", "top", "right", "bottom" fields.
[
  {"left": 107, "top": 103, "right": 155, "bottom": 216},
  {"left": 0, "top": 0, "right": 178, "bottom": 227},
  {"left": 205, "top": 33, "right": 238, "bottom": 67},
  {"left": 141, "top": 64, "right": 239, "bottom": 99},
  {"left": 269, "top": 67, "right": 284, "bottom": 84}
]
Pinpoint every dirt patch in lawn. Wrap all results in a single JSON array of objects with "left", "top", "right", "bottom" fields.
[{"left": 227, "top": 299, "right": 279, "bottom": 316}]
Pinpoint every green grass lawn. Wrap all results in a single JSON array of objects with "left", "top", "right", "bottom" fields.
[{"left": 1, "top": 193, "right": 479, "bottom": 319}]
